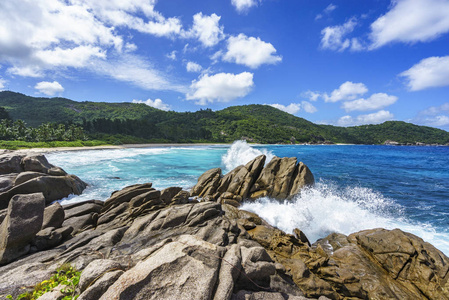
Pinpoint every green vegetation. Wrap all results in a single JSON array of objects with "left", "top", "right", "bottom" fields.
[
  {"left": 7, "top": 264, "right": 81, "bottom": 300},
  {"left": 1, "top": 91, "right": 448, "bottom": 146}
]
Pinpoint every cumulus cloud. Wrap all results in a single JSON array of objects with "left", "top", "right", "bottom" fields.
[
  {"left": 186, "top": 61, "right": 203, "bottom": 73},
  {"left": 301, "top": 101, "right": 318, "bottom": 113},
  {"left": 323, "top": 81, "right": 368, "bottom": 102},
  {"left": 400, "top": 56, "right": 449, "bottom": 91},
  {"left": 187, "top": 13, "right": 225, "bottom": 47},
  {"left": 222, "top": 34, "right": 282, "bottom": 68},
  {"left": 268, "top": 101, "right": 317, "bottom": 114},
  {"left": 268, "top": 103, "right": 301, "bottom": 115},
  {"left": 0, "top": 78, "right": 5, "bottom": 90},
  {"left": 0, "top": 0, "right": 184, "bottom": 91},
  {"left": 320, "top": 18, "right": 364, "bottom": 51},
  {"left": 132, "top": 98, "right": 171, "bottom": 111},
  {"left": 412, "top": 103, "right": 449, "bottom": 128},
  {"left": 303, "top": 90, "right": 321, "bottom": 101},
  {"left": 231, "top": 0, "right": 260, "bottom": 13},
  {"left": 342, "top": 93, "right": 398, "bottom": 112},
  {"left": 166, "top": 51, "right": 177, "bottom": 60},
  {"left": 369, "top": 0, "right": 449, "bottom": 49},
  {"left": 34, "top": 81, "right": 64, "bottom": 96},
  {"left": 187, "top": 72, "right": 254, "bottom": 105},
  {"left": 422, "top": 115, "right": 449, "bottom": 127},
  {"left": 337, "top": 110, "right": 394, "bottom": 126}
]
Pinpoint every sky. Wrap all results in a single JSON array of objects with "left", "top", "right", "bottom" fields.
[{"left": 0, "top": 0, "right": 448, "bottom": 130}]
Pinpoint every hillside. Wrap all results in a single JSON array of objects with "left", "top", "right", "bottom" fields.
[{"left": 1, "top": 91, "right": 448, "bottom": 145}]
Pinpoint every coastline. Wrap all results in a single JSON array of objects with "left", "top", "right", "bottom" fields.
[{"left": 8, "top": 143, "right": 230, "bottom": 154}]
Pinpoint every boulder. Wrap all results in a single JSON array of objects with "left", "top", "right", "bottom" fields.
[
  {"left": 0, "top": 154, "right": 23, "bottom": 174},
  {"left": 78, "top": 270, "right": 124, "bottom": 300},
  {"left": 191, "top": 167, "right": 222, "bottom": 198},
  {"left": 21, "top": 155, "right": 67, "bottom": 176},
  {"left": 0, "top": 175, "right": 87, "bottom": 209},
  {"left": 42, "top": 202, "right": 65, "bottom": 229},
  {"left": 192, "top": 155, "right": 313, "bottom": 203},
  {"left": 99, "top": 235, "right": 224, "bottom": 300},
  {"left": 102, "top": 183, "right": 154, "bottom": 213},
  {"left": 0, "top": 193, "right": 45, "bottom": 265},
  {"left": 78, "top": 259, "right": 124, "bottom": 292},
  {"left": 0, "top": 174, "right": 17, "bottom": 193},
  {"left": 63, "top": 201, "right": 103, "bottom": 220}
]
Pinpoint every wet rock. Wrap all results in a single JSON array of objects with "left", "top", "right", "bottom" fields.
[{"left": 0, "top": 193, "right": 45, "bottom": 265}]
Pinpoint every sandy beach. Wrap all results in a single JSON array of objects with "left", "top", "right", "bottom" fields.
[{"left": 6, "top": 143, "right": 228, "bottom": 155}]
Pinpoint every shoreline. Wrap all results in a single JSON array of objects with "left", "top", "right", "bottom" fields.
[{"left": 9, "top": 143, "right": 230, "bottom": 154}]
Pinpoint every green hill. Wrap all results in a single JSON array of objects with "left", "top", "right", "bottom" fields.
[{"left": 1, "top": 91, "right": 448, "bottom": 145}]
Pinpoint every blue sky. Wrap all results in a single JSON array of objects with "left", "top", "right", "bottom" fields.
[{"left": 0, "top": 0, "right": 449, "bottom": 129}]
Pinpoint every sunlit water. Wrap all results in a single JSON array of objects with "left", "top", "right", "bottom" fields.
[{"left": 47, "top": 141, "right": 449, "bottom": 255}]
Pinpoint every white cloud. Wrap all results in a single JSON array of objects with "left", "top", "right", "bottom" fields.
[
  {"left": 324, "top": 4, "right": 337, "bottom": 14},
  {"left": 269, "top": 103, "right": 301, "bottom": 115},
  {"left": 187, "top": 72, "right": 254, "bottom": 105},
  {"left": 166, "top": 51, "right": 177, "bottom": 60},
  {"left": 337, "top": 110, "right": 394, "bottom": 126},
  {"left": 34, "top": 81, "right": 64, "bottom": 96},
  {"left": 303, "top": 90, "right": 321, "bottom": 101},
  {"left": 316, "top": 3, "right": 337, "bottom": 20},
  {"left": 422, "top": 115, "right": 449, "bottom": 127},
  {"left": 413, "top": 103, "right": 449, "bottom": 128},
  {"left": 91, "top": 54, "right": 186, "bottom": 92},
  {"left": 400, "top": 56, "right": 449, "bottom": 91},
  {"left": 268, "top": 101, "right": 317, "bottom": 114},
  {"left": 369, "top": 0, "right": 449, "bottom": 49},
  {"left": 301, "top": 101, "right": 318, "bottom": 113},
  {"left": 187, "top": 13, "right": 225, "bottom": 47},
  {"left": 70, "top": 0, "right": 182, "bottom": 38},
  {"left": 324, "top": 81, "right": 368, "bottom": 102},
  {"left": 0, "top": 0, "right": 184, "bottom": 92},
  {"left": 132, "top": 98, "right": 171, "bottom": 111},
  {"left": 420, "top": 103, "right": 449, "bottom": 115},
  {"left": 0, "top": 78, "right": 5, "bottom": 90},
  {"left": 222, "top": 34, "right": 282, "bottom": 69},
  {"left": 186, "top": 61, "right": 203, "bottom": 73},
  {"left": 320, "top": 18, "right": 364, "bottom": 51},
  {"left": 342, "top": 93, "right": 398, "bottom": 112},
  {"left": 231, "top": 0, "right": 259, "bottom": 13}
]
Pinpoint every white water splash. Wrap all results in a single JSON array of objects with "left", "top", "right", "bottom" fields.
[
  {"left": 241, "top": 181, "right": 449, "bottom": 255},
  {"left": 221, "top": 140, "right": 275, "bottom": 171}
]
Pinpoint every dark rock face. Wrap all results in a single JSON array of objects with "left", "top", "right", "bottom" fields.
[
  {"left": 0, "top": 153, "right": 87, "bottom": 209},
  {"left": 192, "top": 155, "right": 314, "bottom": 206},
  {"left": 0, "top": 154, "right": 448, "bottom": 300}
]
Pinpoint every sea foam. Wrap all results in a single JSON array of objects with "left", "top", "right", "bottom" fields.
[
  {"left": 221, "top": 140, "right": 275, "bottom": 171},
  {"left": 222, "top": 141, "right": 449, "bottom": 255}
]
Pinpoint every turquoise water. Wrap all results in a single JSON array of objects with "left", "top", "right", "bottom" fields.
[{"left": 46, "top": 141, "right": 449, "bottom": 255}]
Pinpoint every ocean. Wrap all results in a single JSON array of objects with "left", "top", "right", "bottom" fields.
[{"left": 46, "top": 140, "right": 449, "bottom": 255}]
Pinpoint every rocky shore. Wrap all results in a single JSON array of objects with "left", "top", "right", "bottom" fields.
[{"left": 0, "top": 153, "right": 448, "bottom": 300}]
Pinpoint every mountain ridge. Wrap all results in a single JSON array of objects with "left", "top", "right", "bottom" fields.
[{"left": 1, "top": 91, "right": 448, "bottom": 145}]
